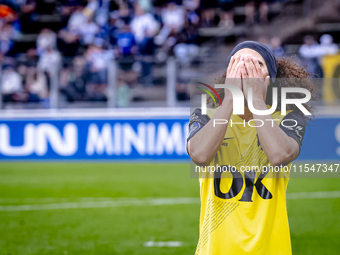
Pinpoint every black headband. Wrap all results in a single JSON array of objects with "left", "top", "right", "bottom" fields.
[{"left": 226, "top": 41, "right": 278, "bottom": 83}]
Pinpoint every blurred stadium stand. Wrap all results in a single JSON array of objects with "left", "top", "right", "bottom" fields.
[{"left": 0, "top": 0, "right": 340, "bottom": 109}]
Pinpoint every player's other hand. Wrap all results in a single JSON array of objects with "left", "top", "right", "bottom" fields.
[
  {"left": 224, "top": 53, "right": 244, "bottom": 101},
  {"left": 240, "top": 56, "right": 270, "bottom": 103}
]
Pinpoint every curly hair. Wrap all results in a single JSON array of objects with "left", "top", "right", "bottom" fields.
[{"left": 207, "top": 57, "right": 317, "bottom": 122}]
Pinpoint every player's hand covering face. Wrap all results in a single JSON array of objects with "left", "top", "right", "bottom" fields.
[
  {"left": 224, "top": 53, "right": 244, "bottom": 100},
  {"left": 241, "top": 55, "right": 270, "bottom": 103},
  {"left": 227, "top": 48, "right": 270, "bottom": 103}
]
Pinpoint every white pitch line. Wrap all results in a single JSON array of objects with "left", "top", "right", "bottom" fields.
[
  {"left": 0, "top": 191, "right": 339, "bottom": 212},
  {"left": 0, "top": 197, "right": 200, "bottom": 212},
  {"left": 286, "top": 190, "right": 340, "bottom": 200},
  {"left": 144, "top": 241, "right": 183, "bottom": 247}
]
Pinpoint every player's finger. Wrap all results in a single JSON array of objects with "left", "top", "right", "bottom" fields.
[
  {"left": 231, "top": 54, "right": 241, "bottom": 74},
  {"left": 235, "top": 60, "right": 244, "bottom": 77},
  {"left": 227, "top": 56, "right": 235, "bottom": 74},
  {"left": 244, "top": 56, "right": 255, "bottom": 77},
  {"left": 239, "top": 61, "right": 248, "bottom": 78},
  {"left": 232, "top": 60, "right": 243, "bottom": 89},
  {"left": 252, "top": 57, "right": 263, "bottom": 77}
]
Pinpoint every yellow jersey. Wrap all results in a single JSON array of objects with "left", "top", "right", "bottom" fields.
[{"left": 187, "top": 107, "right": 306, "bottom": 255}]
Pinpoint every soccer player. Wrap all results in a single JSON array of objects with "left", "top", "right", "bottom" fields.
[{"left": 187, "top": 41, "right": 315, "bottom": 255}]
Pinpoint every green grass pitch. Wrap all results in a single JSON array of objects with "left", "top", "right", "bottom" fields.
[{"left": 0, "top": 162, "right": 339, "bottom": 255}]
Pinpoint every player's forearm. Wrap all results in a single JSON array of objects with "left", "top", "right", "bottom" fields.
[
  {"left": 252, "top": 100, "right": 299, "bottom": 166},
  {"left": 189, "top": 98, "right": 233, "bottom": 165}
]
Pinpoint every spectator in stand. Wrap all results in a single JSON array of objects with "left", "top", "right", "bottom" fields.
[
  {"left": 117, "top": 22, "right": 137, "bottom": 60},
  {"left": 25, "top": 66, "right": 48, "bottom": 102},
  {"left": 58, "top": 28, "right": 80, "bottom": 57},
  {"left": 67, "top": 5, "right": 87, "bottom": 34},
  {"left": 60, "top": 2, "right": 98, "bottom": 51},
  {"left": 82, "top": 0, "right": 99, "bottom": 20},
  {"left": 58, "top": 5, "right": 87, "bottom": 56},
  {"left": 183, "top": 0, "right": 200, "bottom": 11},
  {"left": 299, "top": 35, "right": 323, "bottom": 78},
  {"left": 217, "top": 0, "right": 234, "bottom": 29},
  {"left": 186, "top": 8, "right": 199, "bottom": 27},
  {"left": 94, "top": 0, "right": 118, "bottom": 28},
  {"left": 60, "top": 56, "right": 87, "bottom": 101},
  {"left": 108, "top": 12, "right": 119, "bottom": 46},
  {"left": 299, "top": 35, "right": 319, "bottom": 59},
  {"left": 116, "top": 21, "right": 138, "bottom": 102},
  {"left": 138, "top": 0, "right": 152, "bottom": 12},
  {"left": 38, "top": 46, "right": 62, "bottom": 77},
  {"left": 0, "top": 3, "right": 21, "bottom": 58},
  {"left": 200, "top": 0, "right": 217, "bottom": 28},
  {"left": 155, "top": 1, "right": 185, "bottom": 46},
  {"left": 163, "top": 1, "right": 185, "bottom": 32},
  {"left": 174, "top": 24, "right": 199, "bottom": 67},
  {"left": 0, "top": 20, "right": 14, "bottom": 58},
  {"left": 0, "top": 2, "right": 18, "bottom": 20},
  {"left": 270, "top": 37, "right": 284, "bottom": 57},
  {"left": 172, "top": 4, "right": 199, "bottom": 66},
  {"left": 79, "top": 17, "right": 99, "bottom": 45},
  {"left": 318, "top": 34, "right": 339, "bottom": 57},
  {"left": 245, "top": 0, "right": 269, "bottom": 25},
  {"left": 26, "top": 47, "right": 39, "bottom": 66},
  {"left": 130, "top": 1, "right": 159, "bottom": 45},
  {"left": 130, "top": 1, "right": 159, "bottom": 85},
  {"left": 108, "top": 2, "right": 132, "bottom": 46},
  {"left": 115, "top": 80, "right": 132, "bottom": 107},
  {"left": 1, "top": 65, "right": 22, "bottom": 102},
  {"left": 84, "top": 43, "right": 108, "bottom": 101},
  {"left": 36, "top": 28, "right": 56, "bottom": 55},
  {"left": 18, "top": 0, "right": 36, "bottom": 33}
]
